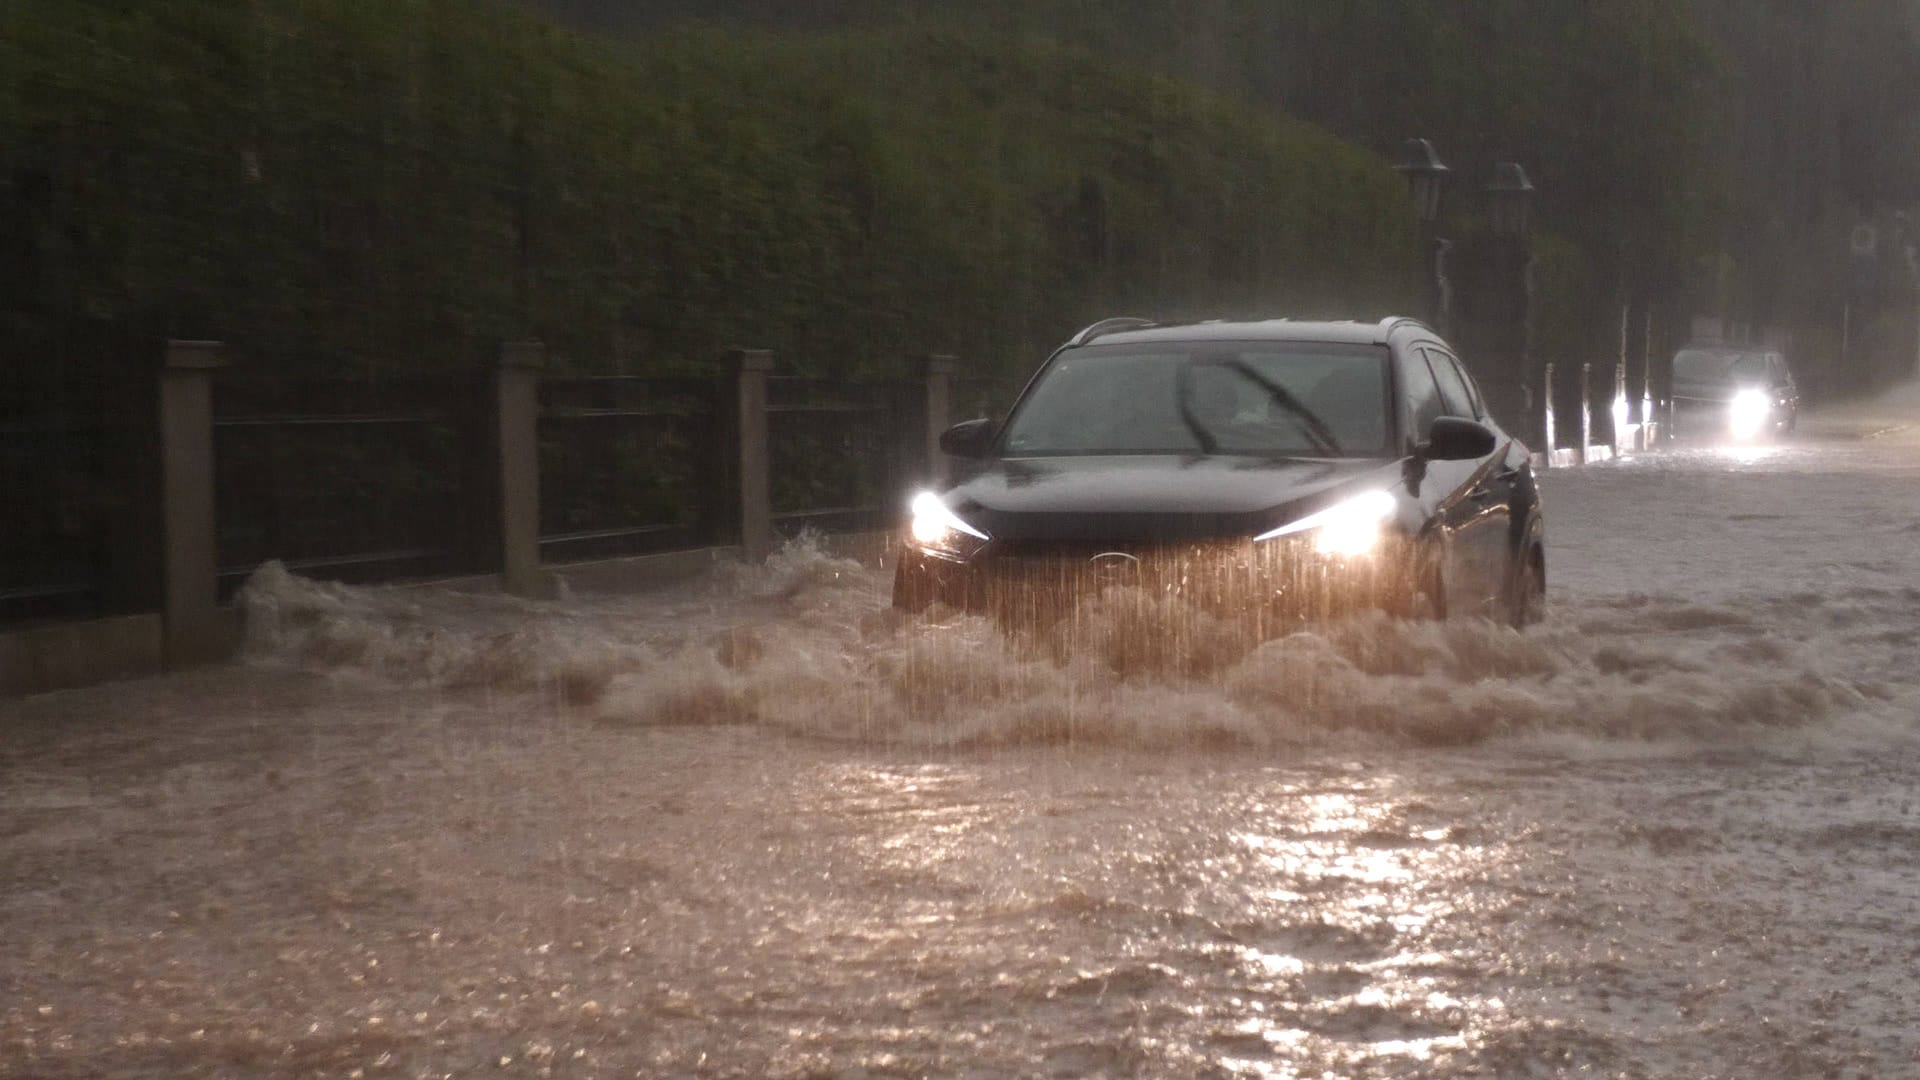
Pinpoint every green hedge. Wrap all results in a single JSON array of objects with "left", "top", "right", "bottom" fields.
[{"left": 0, "top": 2, "right": 1416, "bottom": 390}]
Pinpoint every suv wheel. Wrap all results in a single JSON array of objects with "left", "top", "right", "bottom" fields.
[{"left": 1509, "top": 549, "right": 1545, "bottom": 628}]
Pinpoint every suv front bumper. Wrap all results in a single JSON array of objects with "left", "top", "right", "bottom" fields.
[{"left": 893, "top": 536, "right": 1422, "bottom": 627}]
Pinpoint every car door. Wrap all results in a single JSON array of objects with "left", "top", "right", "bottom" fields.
[
  {"left": 1442, "top": 347, "right": 1531, "bottom": 607},
  {"left": 1420, "top": 346, "right": 1512, "bottom": 614},
  {"left": 1397, "top": 346, "right": 1478, "bottom": 615},
  {"left": 1769, "top": 354, "right": 1798, "bottom": 417}
]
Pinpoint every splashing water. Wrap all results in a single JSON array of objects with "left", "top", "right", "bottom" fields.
[{"left": 234, "top": 524, "right": 1895, "bottom": 752}]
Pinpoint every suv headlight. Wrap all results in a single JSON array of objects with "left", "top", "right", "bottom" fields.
[
  {"left": 908, "top": 492, "right": 989, "bottom": 559},
  {"left": 1727, "top": 389, "right": 1771, "bottom": 438},
  {"left": 1254, "top": 490, "right": 1396, "bottom": 558}
]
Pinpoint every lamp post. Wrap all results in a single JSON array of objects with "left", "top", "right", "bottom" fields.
[
  {"left": 1484, "top": 161, "right": 1535, "bottom": 238},
  {"left": 1479, "top": 161, "right": 1537, "bottom": 449},
  {"left": 1391, "top": 145, "right": 1540, "bottom": 446},
  {"left": 1897, "top": 213, "right": 1920, "bottom": 383},
  {"left": 1393, "top": 138, "right": 1452, "bottom": 333}
]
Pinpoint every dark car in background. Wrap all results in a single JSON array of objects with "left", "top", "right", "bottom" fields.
[
  {"left": 1671, "top": 345, "right": 1799, "bottom": 440},
  {"left": 894, "top": 317, "right": 1546, "bottom": 629}
]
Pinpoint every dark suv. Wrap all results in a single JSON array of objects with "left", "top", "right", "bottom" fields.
[{"left": 895, "top": 317, "right": 1546, "bottom": 628}]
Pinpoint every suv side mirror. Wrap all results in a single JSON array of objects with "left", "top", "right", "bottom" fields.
[
  {"left": 938, "top": 418, "right": 996, "bottom": 459},
  {"left": 1424, "top": 416, "right": 1497, "bottom": 461}
]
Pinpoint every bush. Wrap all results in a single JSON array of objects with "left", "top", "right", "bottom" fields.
[{"left": 0, "top": 2, "right": 1417, "bottom": 388}]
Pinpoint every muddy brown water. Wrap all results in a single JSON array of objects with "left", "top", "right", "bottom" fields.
[{"left": 6, "top": 430, "right": 1920, "bottom": 1077}]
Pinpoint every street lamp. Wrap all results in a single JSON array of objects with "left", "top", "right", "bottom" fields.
[
  {"left": 1475, "top": 161, "right": 1537, "bottom": 447},
  {"left": 1394, "top": 138, "right": 1453, "bottom": 331},
  {"left": 1389, "top": 147, "right": 1540, "bottom": 438},
  {"left": 1897, "top": 213, "right": 1920, "bottom": 383},
  {"left": 1393, "top": 138, "right": 1451, "bottom": 224},
  {"left": 1482, "top": 159, "right": 1543, "bottom": 449},
  {"left": 1484, "top": 162, "right": 1535, "bottom": 237}
]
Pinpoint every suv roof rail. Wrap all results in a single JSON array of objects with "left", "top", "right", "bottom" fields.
[{"left": 1067, "top": 316, "right": 1157, "bottom": 347}]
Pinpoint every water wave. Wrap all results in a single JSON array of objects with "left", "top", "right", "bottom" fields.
[{"left": 235, "top": 536, "right": 1897, "bottom": 750}]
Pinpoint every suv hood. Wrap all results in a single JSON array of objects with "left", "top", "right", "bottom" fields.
[
  {"left": 946, "top": 455, "right": 1399, "bottom": 544},
  {"left": 1673, "top": 375, "right": 1766, "bottom": 402}
]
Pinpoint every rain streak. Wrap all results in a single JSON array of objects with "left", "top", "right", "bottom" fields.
[
  {"left": 8, "top": 2, "right": 1920, "bottom": 1076},
  {"left": 7, "top": 405, "right": 1920, "bottom": 1076}
]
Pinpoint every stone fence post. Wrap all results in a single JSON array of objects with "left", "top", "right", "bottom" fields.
[
  {"left": 730, "top": 349, "right": 774, "bottom": 563},
  {"left": 497, "top": 341, "right": 551, "bottom": 598},
  {"left": 1643, "top": 306, "right": 1663, "bottom": 448},
  {"left": 159, "top": 341, "right": 227, "bottom": 666},
  {"left": 922, "top": 354, "right": 955, "bottom": 488},
  {"left": 1612, "top": 360, "right": 1628, "bottom": 457},
  {"left": 1540, "top": 361, "right": 1556, "bottom": 466},
  {"left": 1578, "top": 362, "right": 1594, "bottom": 463}
]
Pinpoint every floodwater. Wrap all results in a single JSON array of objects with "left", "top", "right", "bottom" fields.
[{"left": 6, "top": 409, "right": 1920, "bottom": 1078}]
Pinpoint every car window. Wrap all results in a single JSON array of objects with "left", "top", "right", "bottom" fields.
[
  {"left": 1673, "top": 349, "right": 1720, "bottom": 381},
  {"left": 1678, "top": 348, "right": 1770, "bottom": 385},
  {"left": 1401, "top": 350, "right": 1445, "bottom": 442},
  {"left": 998, "top": 341, "right": 1391, "bottom": 457},
  {"left": 1422, "top": 347, "right": 1475, "bottom": 418},
  {"left": 1449, "top": 354, "right": 1489, "bottom": 416}
]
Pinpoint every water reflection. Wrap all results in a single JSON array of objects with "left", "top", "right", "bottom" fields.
[
  {"left": 825, "top": 763, "right": 985, "bottom": 869},
  {"left": 1715, "top": 444, "right": 1782, "bottom": 465},
  {"left": 1220, "top": 781, "right": 1506, "bottom": 1072},
  {"left": 820, "top": 764, "right": 1514, "bottom": 1073}
]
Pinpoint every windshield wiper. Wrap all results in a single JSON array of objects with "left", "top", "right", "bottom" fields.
[
  {"left": 1220, "top": 359, "right": 1343, "bottom": 456},
  {"left": 1173, "top": 364, "right": 1220, "bottom": 454}
]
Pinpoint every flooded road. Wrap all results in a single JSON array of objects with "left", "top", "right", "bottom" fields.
[{"left": 7, "top": 419, "right": 1920, "bottom": 1077}]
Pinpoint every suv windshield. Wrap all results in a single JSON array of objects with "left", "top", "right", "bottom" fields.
[
  {"left": 1675, "top": 348, "right": 1772, "bottom": 385},
  {"left": 999, "top": 341, "right": 1390, "bottom": 457}
]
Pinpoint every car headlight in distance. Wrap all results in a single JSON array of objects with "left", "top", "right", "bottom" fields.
[
  {"left": 908, "top": 492, "right": 989, "bottom": 557},
  {"left": 1727, "top": 388, "right": 1771, "bottom": 439},
  {"left": 1254, "top": 489, "right": 1397, "bottom": 558}
]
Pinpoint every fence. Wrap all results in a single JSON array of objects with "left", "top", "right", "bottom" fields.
[
  {"left": 212, "top": 376, "right": 478, "bottom": 597},
  {"left": 0, "top": 352, "right": 160, "bottom": 628},
  {"left": 538, "top": 374, "right": 724, "bottom": 562},
  {"left": 767, "top": 375, "right": 910, "bottom": 538},
  {"left": 2, "top": 340, "right": 1013, "bottom": 691},
  {"left": 0, "top": 418, "right": 121, "bottom": 623},
  {"left": 9, "top": 321, "right": 1706, "bottom": 696},
  {"left": 1538, "top": 360, "right": 1660, "bottom": 467},
  {"left": 1535, "top": 303, "right": 1670, "bottom": 467}
]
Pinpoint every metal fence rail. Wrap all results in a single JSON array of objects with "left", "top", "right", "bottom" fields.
[
  {"left": 211, "top": 377, "right": 474, "bottom": 596},
  {"left": 766, "top": 377, "right": 908, "bottom": 537},
  {"left": 2, "top": 339, "right": 1009, "bottom": 679},
  {"left": 538, "top": 376, "right": 723, "bottom": 562},
  {"left": 0, "top": 418, "right": 120, "bottom": 624}
]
